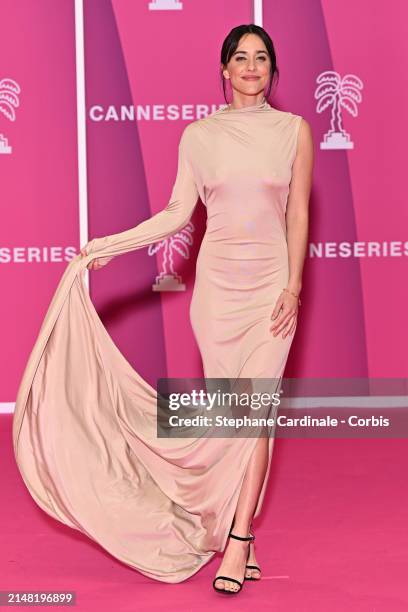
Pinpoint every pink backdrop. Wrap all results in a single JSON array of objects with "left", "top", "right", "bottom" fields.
[{"left": 1, "top": 0, "right": 407, "bottom": 408}]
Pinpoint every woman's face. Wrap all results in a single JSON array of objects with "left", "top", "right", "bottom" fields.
[{"left": 222, "top": 33, "right": 271, "bottom": 98}]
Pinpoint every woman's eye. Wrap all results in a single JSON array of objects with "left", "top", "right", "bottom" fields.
[{"left": 236, "top": 56, "right": 267, "bottom": 61}]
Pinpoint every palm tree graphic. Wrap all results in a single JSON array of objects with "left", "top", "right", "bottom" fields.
[
  {"left": 0, "top": 78, "right": 21, "bottom": 154},
  {"left": 148, "top": 221, "right": 195, "bottom": 291},
  {"left": 148, "top": 0, "right": 183, "bottom": 10},
  {"left": 315, "top": 70, "right": 363, "bottom": 150}
]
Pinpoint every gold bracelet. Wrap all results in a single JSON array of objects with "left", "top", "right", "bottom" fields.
[{"left": 282, "top": 287, "right": 302, "bottom": 305}]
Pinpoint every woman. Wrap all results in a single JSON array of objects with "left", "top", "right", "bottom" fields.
[{"left": 13, "top": 24, "right": 313, "bottom": 596}]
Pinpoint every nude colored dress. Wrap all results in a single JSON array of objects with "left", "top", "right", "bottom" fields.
[{"left": 12, "top": 98, "right": 302, "bottom": 583}]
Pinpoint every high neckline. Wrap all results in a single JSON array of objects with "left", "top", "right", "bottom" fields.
[{"left": 220, "top": 98, "right": 271, "bottom": 113}]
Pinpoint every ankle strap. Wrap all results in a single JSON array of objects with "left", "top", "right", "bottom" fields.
[{"left": 229, "top": 530, "right": 255, "bottom": 542}]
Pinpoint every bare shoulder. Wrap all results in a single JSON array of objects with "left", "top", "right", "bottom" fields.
[
  {"left": 295, "top": 117, "right": 314, "bottom": 163},
  {"left": 297, "top": 117, "right": 313, "bottom": 145}
]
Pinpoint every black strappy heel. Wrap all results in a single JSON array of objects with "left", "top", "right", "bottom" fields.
[
  {"left": 245, "top": 530, "right": 261, "bottom": 580},
  {"left": 212, "top": 530, "right": 255, "bottom": 595}
]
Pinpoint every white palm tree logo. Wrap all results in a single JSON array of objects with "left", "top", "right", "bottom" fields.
[
  {"left": 315, "top": 70, "right": 363, "bottom": 150},
  {"left": 148, "top": 0, "right": 183, "bottom": 10},
  {"left": 0, "top": 78, "right": 20, "bottom": 155},
  {"left": 149, "top": 221, "right": 195, "bottom": 291}
]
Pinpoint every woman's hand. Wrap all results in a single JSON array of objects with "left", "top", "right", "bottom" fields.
[
  {"left": 270, "top": 289, "right": 300, "bottom": 339},
  {"left": 80, "top": 242, "right": 114, "bottom": 271}
]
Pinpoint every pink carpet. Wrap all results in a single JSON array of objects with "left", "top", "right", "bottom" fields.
[{"left": 2, "top": 414, "right": 407, "bottom": 611}]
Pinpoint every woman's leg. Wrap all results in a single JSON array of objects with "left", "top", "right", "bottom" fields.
[{"left": 214, "top": 435, "right": 269, "bottom": 591}]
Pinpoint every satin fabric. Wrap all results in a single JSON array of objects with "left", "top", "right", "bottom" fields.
[{"left": 12, "top": 99, "right": 302, "bottom": 583}]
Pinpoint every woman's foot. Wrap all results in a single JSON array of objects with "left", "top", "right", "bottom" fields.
[
  {"left": 245, "top": 537, "right": 261, "bottom": 580},
  {"left": 213, "top": 532, "right": 253, "bottom": 593}
]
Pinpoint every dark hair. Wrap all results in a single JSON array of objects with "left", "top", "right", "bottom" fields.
[{"left": 220, "top": 24, "right": 279, "bottom": 103}]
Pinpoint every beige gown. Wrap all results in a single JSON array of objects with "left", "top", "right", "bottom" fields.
[{"left": 12, "top": 98, "right": 302, "bottom": 583}]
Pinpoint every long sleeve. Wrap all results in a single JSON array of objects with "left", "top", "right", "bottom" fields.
[{"left": 85, "top": 124, "right": 199, "bottom": 260}]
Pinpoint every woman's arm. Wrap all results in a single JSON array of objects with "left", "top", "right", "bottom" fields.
[
  {"left": 285, "top": 118, "right": 314, "bottom": 295},
  {"left": 270, "top": 117, "right": 314, "bottom": 338},
  {"left": 82, "top": 125, "right": 199, "bottom": 262}
]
